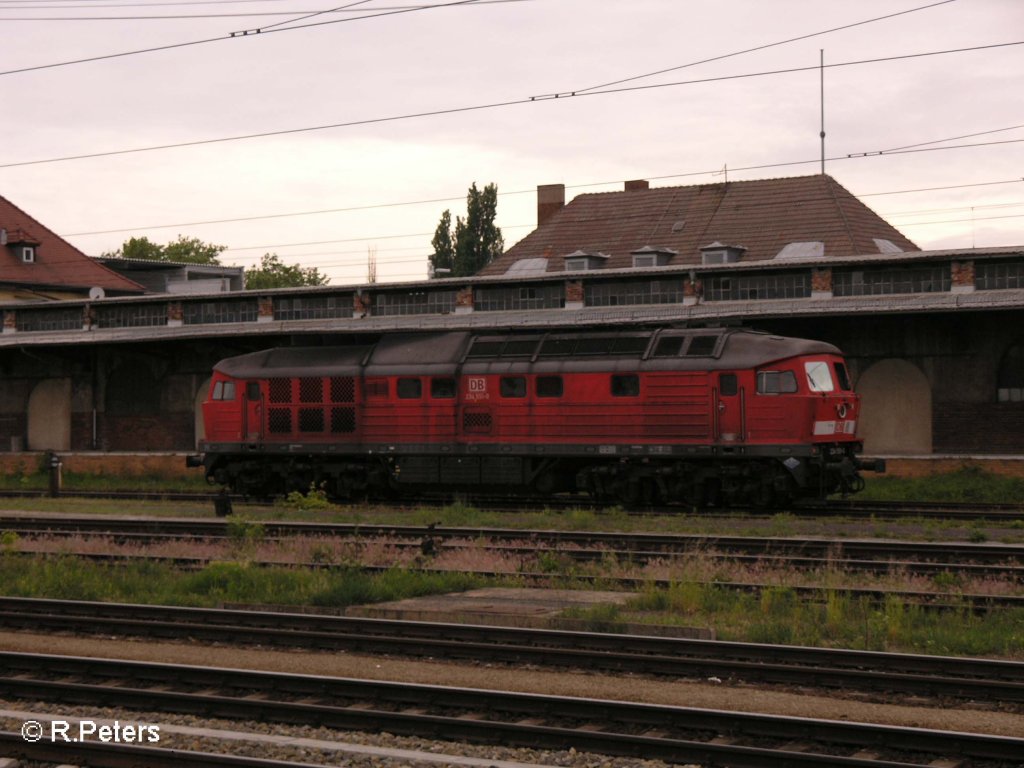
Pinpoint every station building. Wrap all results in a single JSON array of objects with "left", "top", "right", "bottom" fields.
[{"left": 0, "top": 177, "right": 1022, "bottom": 469}]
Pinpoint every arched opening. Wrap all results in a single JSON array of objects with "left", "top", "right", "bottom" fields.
[
  {"left": 27, "top": 378, "right": 72, "bottom": 451},
  {"left": 195, "top": 377, "right": 211, "bottom": 448},
  {"left": 857, "top": 359, "right": 932, "bottom": 454},
  {"left": 997, "top": 341, "right": 1024, "bottom": 402}
]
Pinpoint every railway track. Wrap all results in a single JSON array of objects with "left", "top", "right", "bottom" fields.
[
  {"left": 1, "top": 651, "right": 1022, "bottom": 767},
  {"left": 3, "top": 513, "right": 1023, "bottom": 578},
  {"left": 0, "top": 730, "right": 330, "bottom": 768},
  {"left": 1, "top": 596, "right": 1022, "bottom": 706},
  {"left": 4, "top": 513, "right": 1024, "bottom": 610},
  {"left": 1, "top": 488, "right": 1023, "bottom": 521}
]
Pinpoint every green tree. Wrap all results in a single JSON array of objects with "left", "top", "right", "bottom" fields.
[
  {"left": 107, "top": 236, "right": 163, "bottom": 261},
  {"left": 102, "top": 234, "right": 224, "bottom": 265},
  {"left": 430, "top": 183, "right": 503, "bottom": 277},
  {"left": 429, "top": 209, "right": 454, "bottom": 278},
  {"left": 162, "top": 235, "right": 225, "bottom": 265},
  {"left": 244, "top": 253, "right": 329, "bottom": 289}
]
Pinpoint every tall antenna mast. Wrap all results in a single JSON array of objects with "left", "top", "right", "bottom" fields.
[{"left": 819, "top": 49, "right": 826, "bottom": 175}]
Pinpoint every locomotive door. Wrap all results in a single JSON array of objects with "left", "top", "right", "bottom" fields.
[
  {"left": 715, "top": 372, "right": 744, "bottom": 443},
  {"left": 243, "top": 382, "right": 263, "bottom": 443}
]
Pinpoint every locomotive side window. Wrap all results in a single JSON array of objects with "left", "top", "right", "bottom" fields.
[
  {"left": 575, "top": 337, "right": 613, "bottom": 355},
  {"left": 212, "top": 381, "right": 236, "bottom": 401},
  {"left": 685, "top": 335, "right": 718, "bottom": 356},
  {"left": 720, "top": 374, "right": 738, "bottom": 396},
  {"left": 611, "top": 374, "right": 640, "bottom": 397},
  {"left": 804, "top": 361, "right": 835, "bottom": 392},
  {"left": 833, "top": 362, "right": 852, "bottom": 391},
  {"left": 536, "top": 375, "right": 563, "bottom": 398},
  {"left": 538, "top": 337, "right": 576, "bottom": 357},
  {"left": 397, "top": 378, "right": 422, "bottom": 399},
  {"left": 503, "top": 338, "right": 540, "bottom": 357},
  {"left": 430, "top": 377, "right": 456, "bottom": 399},
  {"left": 652, "top": 336, "right": 684, "bottom": 357},
  {"left": 757, "top": 371, "right": 798, "bottom": 394},
  {"left": 467, "top": 339, "right": 504, "bottom": 358},
  {"left": 500, "top": 377, "right": 526, "bottom": 398}
]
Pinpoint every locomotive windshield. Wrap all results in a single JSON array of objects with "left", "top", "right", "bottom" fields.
[
  {"left": 804, "top": 361, "right": 835, "bottom": 392},
  {"left": 211, "top": 381, "right": 236, "bottom": 401}
]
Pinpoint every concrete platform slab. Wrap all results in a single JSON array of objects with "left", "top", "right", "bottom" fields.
[
  {"left": 346, "top": 587, "right": 633, "bottom": 627},
  {"left": 345, "top": 587, "right": 715, "bottom": 639}
]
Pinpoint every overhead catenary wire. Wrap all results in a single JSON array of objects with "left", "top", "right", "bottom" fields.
[
  {"left": 556, "top": 0, "right": 960, "bottom": 97},
  {"left": 0, "top": 0, "right": 495, "bottom": 76},
  {"left": 61, "top": 172, "right": 1024, "bottom": 239},
  {"left": 4, "top": 40, "right": 1023, "bottom": 170},
  {"left": 0, "top": 0, "right": 521, "bottom": 21}
]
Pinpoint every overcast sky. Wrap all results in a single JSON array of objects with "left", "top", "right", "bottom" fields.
[{"left": 0, "top": 0, "right": 1021, "bottom": 284}]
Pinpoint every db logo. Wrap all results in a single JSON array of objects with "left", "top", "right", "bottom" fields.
[{"left": 468, "top": 378, "right": 487, "bottom": 393}]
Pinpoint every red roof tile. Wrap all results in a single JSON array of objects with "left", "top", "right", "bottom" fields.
[
  {"left": 0, "top": 195, "right": 145, "bottom": 294},
  {"left": 483, "top": 174, "right": 918, "bottom": 275}
]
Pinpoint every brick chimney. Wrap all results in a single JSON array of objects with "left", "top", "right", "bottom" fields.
[
  {"left": 625, "top": 179, "right": 650, "bottom": 191},
  {"left": 537, "top": 183, "right": 565, "bottom": 226}
]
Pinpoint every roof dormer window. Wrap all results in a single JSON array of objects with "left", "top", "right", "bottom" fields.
[
  {"left": 563, "top": 250, "right": 609, "bottom": 272},
  {"left": 700, "top": 242, "right": 746, "bottom": 265},
  {"left": 631, "top": 245, "right": 677, "bottom": 268},
  {"left": 3, "top": 228, "right": 41, "bottom": 264}
]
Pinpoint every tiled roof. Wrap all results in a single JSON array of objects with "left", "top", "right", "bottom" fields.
[
  {"left": 482, "top": 174, "right": 918, "bottom": 275},
  {"left": 0, "top": 195, "right": 145, "bottom": 294}
]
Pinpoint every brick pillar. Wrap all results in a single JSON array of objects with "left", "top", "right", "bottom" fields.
[
  {"left": 168, "top": 301, "right": 183, "bottom": 328},
  {"left": 683, "top": 276, "right": 701, "bottom": 306},
  {"left": 811, "top": 267, "right": 833, "bottom": 298},
  {"left": 353, "top": 292, "right": 371, "bottom": 318},
  {"left": 2, "top": 310, "right": 15, "bottom": 334},
  {"left": 257, "top": 296, "right": 274, "bottom": 323},
  {"left": 951, "top": 260, "right": 975, "bottom": 293},
  {"left": 565, "top": 280, "right": 584, "bottom": 310},
  {"left": 455, "top": 285, "right": 474, "bottom": 315}
]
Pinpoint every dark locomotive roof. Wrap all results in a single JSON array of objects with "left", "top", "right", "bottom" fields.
[
  {"left": 368, "top": 331, "right": 472, "bottom": 366},
  {"left": 214, "top": 344, "right": 373, "bottom": 378},
  {"left": 213, "top": 328, "right": 842, "bottom": 378}
]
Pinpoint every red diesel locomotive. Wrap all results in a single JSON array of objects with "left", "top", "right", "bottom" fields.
[{"left": 189, "top": 328, "right": 879, "bottom": 505}]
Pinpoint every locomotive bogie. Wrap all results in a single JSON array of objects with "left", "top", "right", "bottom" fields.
[{"left": 191, "top": 328, "right": 875, "bottom": 506}]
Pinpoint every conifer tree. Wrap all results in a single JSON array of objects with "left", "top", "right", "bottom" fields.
[
  {"left": 429, "top": 209, "right": 454, "bottom": 277},
  {"left": 430, "top": 183, "right": 503, "bottom": 277}
]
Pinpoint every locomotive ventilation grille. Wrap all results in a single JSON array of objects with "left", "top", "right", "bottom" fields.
[{"left": 264, "top": 376, "right": 357, "bottom": 435}]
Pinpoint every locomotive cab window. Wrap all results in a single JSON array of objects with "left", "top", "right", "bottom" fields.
[
  {"left": 430, "top": 377, "right": 456, "bottom": 399},
  {"left": 757, "top": 370, "right": 798, "bottom": 394},
  {"left": 833, "top": 362, "right": 852, "bottom": 391},
  {"left": 611, "top": 374, "right": 640, "bottom": 397},
  {"left": 212, "top": 381, "right": 236, "bottom": 401},
  {"left": 397, "top": 378, "right": 423, "bottom": 399},
  {"left": 536, "top": 375, "right": 563, "bottom": 398},
  {"left": 804, "top": 361, "right": 835, "bottom": 392},
  {"left": 500, "top": 376, "right": 527, "bottom": 398}
]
